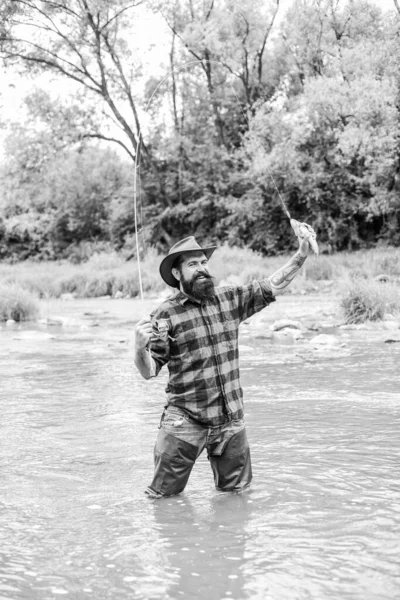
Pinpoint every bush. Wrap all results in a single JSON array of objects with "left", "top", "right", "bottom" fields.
[
  {"left": 0, "top": 284, "right": 39, "bottom": 321},
  {"left": 340, "top": 280, "right": 400, "bottom": 324}
]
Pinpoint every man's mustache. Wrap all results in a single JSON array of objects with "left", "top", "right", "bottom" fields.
[{"left": 193, "top": 272, "right": 214, "bottom": 282}]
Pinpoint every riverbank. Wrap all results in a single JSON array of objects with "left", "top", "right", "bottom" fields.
[
  {"left": 2, "top": 293, "right": 399, "bottom": 356},
  {"left": 1, "top": 246, "right": 400, "bottom": 324}
]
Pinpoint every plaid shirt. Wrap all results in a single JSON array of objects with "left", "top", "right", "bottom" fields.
[{"left": 149, "top": 280, "right": 276, "bottom": 426}]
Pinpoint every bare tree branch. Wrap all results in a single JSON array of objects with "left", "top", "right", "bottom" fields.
[
  {"left": 7, "top": 20, "right": 101, "bottom": 89},
  {"left": 101, "top": 30, "right": 149, "bottom": 158},
  {"left": 1, "top": 1, "right": 152, "bottom": 163},
  {"left": 3, "top": 42, "right": 101, "bottom": 94},
  {"left": 161, "top": 10, "right": 203, "bottom": 63},
  {"left": 82, "top": 133, "right": 135, "bottom": 161},
  {"left": 31, "top": 1, "right": 80, "bottom": 19},
  {"left": 256, "top": 0, "right": 280, "bottom": 85},
  {"left": 19, "top": 3, "right": 100, "bottom": 85},
  {"left": 79, "top": 0, "right": 139, "bottom": 153},
  {"left": 101, "top": 1, "right": 145, "bottom": 32},
  {"left": 160, "top": 5, "right": 226, "bottom": 145},
  {"left": 205, "top": 0, "right": 215, "bottom": 21}
]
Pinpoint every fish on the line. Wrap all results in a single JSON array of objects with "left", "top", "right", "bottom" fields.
[{"left": 290, "top": 219, "right": 319, "bottom": 255}]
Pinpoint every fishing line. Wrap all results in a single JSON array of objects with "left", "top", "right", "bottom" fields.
[
  {"left": 133, "top": 153, "right": 144, "bottom": 302},
  {"left": 133, "top": 57, "right": 296, "bottom": 300},
  {"left": 223, "top": 78, "right": 292, "bottom": 219}
]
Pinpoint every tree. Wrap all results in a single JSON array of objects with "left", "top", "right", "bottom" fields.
[
  {"left": 152, "top": 0, "right": 281, "bottom": 145},
  {"left": 0, "top": 105, "right": 132, "bottom": 259},
  {"left": 1, "top": 0, "right": 400, "bottom": 257},
  {"left": 240, "top": 1, "right": 400, "bottom": 250},
  {"left": 1, "top": 0, "right": 153, "bottom": 166}
]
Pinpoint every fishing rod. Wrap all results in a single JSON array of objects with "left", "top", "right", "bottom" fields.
[{"left": 132, "top": 58, "right": 318, "bottom": 302}]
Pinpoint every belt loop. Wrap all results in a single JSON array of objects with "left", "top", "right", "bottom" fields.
[{"left": 158, "top": 405, "right": 168, "bottom": 429}]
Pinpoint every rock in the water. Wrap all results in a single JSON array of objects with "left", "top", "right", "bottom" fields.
[
  {"left": 339, "top": 323, "right": 369, "bottom": 330},
  {"left": 382, "top": 320, "right": 400, "bottom": 330},
  {"left": 374, "top": 273, "right": 391, "bottom": 283},
  {"left": 310, "top": 334, "right": 339, "bottom": 347},
  {"left": 292, "top": 330, "right": 304, "bottom": 341},
  {"left": 270, "top": 319, "right": 303, "bottom": 331},
  {"left": 271, "top": 328, "right": 304, "bottom": 342},
  {"left": 39, "top": 317, "right": 64, "bottom": 326},
  {"left": 5, "top": 319, "right": 17, "bottom": 326},
  {"left": 13, "top": 331, "right": 55, "bottom": 341},
  {"left": 114, "top": 290, "right": 124, "bottom": 299},
  {"left": 42, "top": 316, "right": 84, "bottom": 328},
  {"left": 254, "top": 331, "right": 273, "bottom": 340}
]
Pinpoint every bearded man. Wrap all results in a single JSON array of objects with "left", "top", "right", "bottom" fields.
[{"left": 134, "top": 229, "right": 316, "bottom": 498}]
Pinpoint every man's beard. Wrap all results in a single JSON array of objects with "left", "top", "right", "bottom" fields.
[{"left": 181, "top": 271, "right": 216, "bottom": 300}]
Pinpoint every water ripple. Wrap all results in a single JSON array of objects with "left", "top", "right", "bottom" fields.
[{"left": 1, "top": 302, "right": 400, "bottom": 599}]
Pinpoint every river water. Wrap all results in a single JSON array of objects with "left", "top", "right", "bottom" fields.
[{"left": 1, "top": 297, "right": 399, "bottom": 600}]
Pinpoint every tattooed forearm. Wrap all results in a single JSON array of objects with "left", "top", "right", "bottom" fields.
[{"left": 268, "top": 251, "right": 307, "bottom": 295}]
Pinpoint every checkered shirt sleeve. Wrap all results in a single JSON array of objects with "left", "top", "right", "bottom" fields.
[{"left": 148, "top": 279, "right": 275, "bottom": 425}]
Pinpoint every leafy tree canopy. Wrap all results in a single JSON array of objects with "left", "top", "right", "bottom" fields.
[{"left": 1, "top": 0, "right": 400, "bottom": 258}]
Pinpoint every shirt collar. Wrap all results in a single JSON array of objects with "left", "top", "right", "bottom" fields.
[{"left": 174, "top": 290, "right": 201, "bottom": 306}]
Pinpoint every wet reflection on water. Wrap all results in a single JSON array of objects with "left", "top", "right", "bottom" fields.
[{"left": 1, "top": 298, "right": 400, "bottom": 599}]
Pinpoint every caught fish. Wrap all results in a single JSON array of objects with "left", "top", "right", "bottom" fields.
[{"left": 290, "top": 219, "right": 319, "bottom": 256}]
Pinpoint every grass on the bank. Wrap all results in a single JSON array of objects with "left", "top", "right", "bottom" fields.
[
  {"left": 0, "top": 249, "right": 164, "bottom": 301},
  {"left": 1, "top": 245, "right": 399, "bottom": 322},
  {"left": 340, "top": 281, "right": 400, "bottom": 324},
  {"left": 0, "top": 284, "right": 40, "bottom": 322}
]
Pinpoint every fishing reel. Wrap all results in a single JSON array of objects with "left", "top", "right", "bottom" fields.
[{"left": 150, "top": 318, "right": 174, "bottom": 343}]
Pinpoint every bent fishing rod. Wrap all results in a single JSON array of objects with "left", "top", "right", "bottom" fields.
[{"left": 133, "top": 59, "right": 318, "bottom": 303}]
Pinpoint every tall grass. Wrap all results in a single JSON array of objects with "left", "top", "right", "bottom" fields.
[
  {"left": 0, "top": 246, "right": 399, "bottom": 313},
  {"left": 0, "top": 249, "right": 164, "bottom": 300},
  {"left": 0, "top": 284, "right": 39, "bottom": 321},
  {"left": 333, "top": 247, "right": 400, "bottom": 280},
  {"left": 340, "top": 280, "right": 400, "bottom": 324}
]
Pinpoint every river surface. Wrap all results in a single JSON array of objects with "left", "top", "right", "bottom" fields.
[{"left": 1, "top": 296, "right": 400, "bottom": 600}]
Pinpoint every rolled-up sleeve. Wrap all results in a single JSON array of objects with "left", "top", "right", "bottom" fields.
[
  {"left": 149, "top": 336, "right": 170, "bottom": 376},
  {"left": 235, "top": 279, "right": 276, "bottom": 323}
]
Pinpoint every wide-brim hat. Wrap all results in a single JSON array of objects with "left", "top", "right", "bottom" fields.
[{"left": 159, "top": 236, "right": 217, "bottom": 288}]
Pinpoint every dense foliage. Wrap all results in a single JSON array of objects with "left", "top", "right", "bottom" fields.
[{"left": 0, "top": 0, "right": 399, "bottom": 260}]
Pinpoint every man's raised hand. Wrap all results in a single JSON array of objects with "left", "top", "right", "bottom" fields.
[
  {"left": 134, "top": 316, "right": 153, "bottom": 350},
  {"left": 290, "top": 219, "right": 319, "bottom": 256}
]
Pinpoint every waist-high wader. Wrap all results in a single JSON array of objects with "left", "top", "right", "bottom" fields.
[{"left": 146, "top": 406, "right": 252, "bottom": 498}]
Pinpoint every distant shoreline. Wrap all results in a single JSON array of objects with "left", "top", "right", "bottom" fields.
[{"left": 1, "top": 246, "right": 400, "bottom": 324}]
